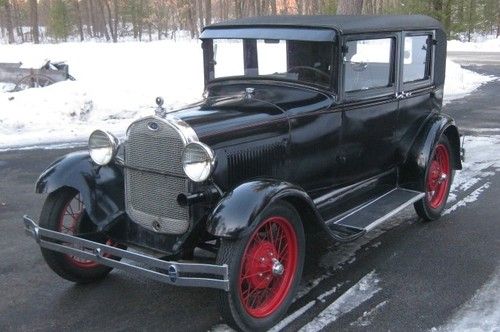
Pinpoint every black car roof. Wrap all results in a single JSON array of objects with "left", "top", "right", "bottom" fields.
[{"left": 204, "top": 15, "right": 443, "bottom": 34}]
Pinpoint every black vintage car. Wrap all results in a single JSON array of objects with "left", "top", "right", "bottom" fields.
[{"left": 24, "top": 15, "right": 461, "bottom": 331}]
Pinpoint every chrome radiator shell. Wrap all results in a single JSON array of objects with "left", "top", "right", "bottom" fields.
[{"left": 124, "top": 116, "right": 198, "bottom": 235}]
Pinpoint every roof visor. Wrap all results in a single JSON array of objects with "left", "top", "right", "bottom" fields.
[{"left": 200, "top": 27, "right": 336, "bottom": 42}]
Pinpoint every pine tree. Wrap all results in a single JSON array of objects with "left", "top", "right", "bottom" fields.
[{"left": 48, "top": 0, "right": 71, "bottom": 41}]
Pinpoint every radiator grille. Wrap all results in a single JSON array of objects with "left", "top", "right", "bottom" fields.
[{"left": 124, "top": 117, "right": 189, "bottom": 234}]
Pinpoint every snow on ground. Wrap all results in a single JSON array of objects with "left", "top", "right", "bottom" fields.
[
  {"left": 0, "top": 40, "right": 203, "bottom": 149},
  {"left": 298, "top": 271, "right": 381, "bottom": 332},
  {"left": 443, "top": 59, "right": 496, "bottom": 104},
  {"left": 431, "top": 267, "right": 500, "bottom": 332},
  {"left": 445, "top": 135, "right": 500, "bottom": 214},
  {"left": 0, "top": 40, "right": 495, "bottom": 150},
  {"left": 448, "top": 36, "right": 500, "bottom": 53}
]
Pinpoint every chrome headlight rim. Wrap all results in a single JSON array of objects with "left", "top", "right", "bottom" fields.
[
  {"left": 88, "top": 129, "right": 119, "bottom": 166},
  {"left": 181, "top": 142, "right": 216, "bottom": 182}
]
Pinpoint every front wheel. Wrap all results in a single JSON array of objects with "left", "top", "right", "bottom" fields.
[
  {"left": 414, "top": 135, "right": 454, "bottom": 221},
  {"left": 39, "top": 187, "right": 119, "bottom": 283},
  {"left": 216, "top": 201, "right": 305, "bottom": 331}
]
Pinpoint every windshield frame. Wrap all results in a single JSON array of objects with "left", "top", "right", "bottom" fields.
[{"left": 201, "top": 37, "right": 338, "bottom": 93}]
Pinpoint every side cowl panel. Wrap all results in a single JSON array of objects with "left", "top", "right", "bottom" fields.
[
  {"left": 206, "top": 179, "right": 325, "bottom": 239},
  {"left": 399, "top": 112, "right": 462, "bottom": 191},
  {"left": 36, "top": 151, "right": 124, "bottom": 230}
]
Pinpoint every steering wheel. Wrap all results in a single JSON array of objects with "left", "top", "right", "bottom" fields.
[{"left": 287, "top": 66, "right": 331, "bottom": 82}]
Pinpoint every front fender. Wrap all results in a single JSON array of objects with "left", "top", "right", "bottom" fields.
[
  {"left": 206, "top": 180, "right": 320, "bottom": 239},
  {"left": 36, "top": 151, "right": 125, "bottom": 230},
  {"left": 400, "top": 112, "right": 462, "bottom": 191}
]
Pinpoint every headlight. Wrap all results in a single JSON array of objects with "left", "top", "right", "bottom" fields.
[
  {"left": 182, "top": 142, "right": 215, "bottom": 182},
  {"left": 88, "top": 130, "right": 119, "bottom": 166}
]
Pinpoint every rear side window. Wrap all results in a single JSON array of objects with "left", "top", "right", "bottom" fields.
[
  {"left": 344, "top": 38, "right": 394, "bottom": 92},
  {"left": 403, "top": 35, "right": 432, "bottom": 83}
]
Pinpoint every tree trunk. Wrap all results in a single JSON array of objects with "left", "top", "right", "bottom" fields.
[
  {"left": 205, "top": 0, "right": 212, "bottom": 25},
  {"left": 103, "top": 0, "right": 116, "bottom": 42},
  {"left": 295, "top": 0, "right": 304, "bottom": 14},
  {"left": 12, "top": 0, "right": 24, "bottom": 43},
  {"left": 337, "top": 0, "right": 364, "bottom": 15},
  {"left": 467, "top": 0, "right": 476, "bottom": 42},
  {"left": 198, "top": 0, "right": 204, "bottom": 28},
  {"left": 74, "top": 0, "right": 84, "bottom": 41},
  {"left": 444, "top": 0, "right": 452, "bottom": 37},
  {"left": 270, "top": 0, "right": 277, "bottom": 15},
  {"left": 3, "top": 0, "right": 15, "bottom": 44},
  {"left": 113, "top": 0, "right": 118, "bottom": 40},
  {"left": 29, "top": 0, "right": 39, "bottom": 43},
  {"left": 98, "top": 0, "right": 110, "bottom": 41},
  {"left": 88, "top": 0, "right": 97, "bottom": 37}
]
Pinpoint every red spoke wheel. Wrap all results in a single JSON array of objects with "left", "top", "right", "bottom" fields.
[
  {"left": 57, "top": 193, "right": 117, "bottom": 269},
  {"left": 415, "top": 135, "right": 454, "bottom": 221},
  {"left": 216, "top": 201, "right": 305, "bottom": 331},
  {"left": 39, "top": 188, "right": 123, "bottom": 283}
]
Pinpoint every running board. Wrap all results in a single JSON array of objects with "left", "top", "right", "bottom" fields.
[{"left": 327, "top": 188, "right": 425, "bottom": 232}]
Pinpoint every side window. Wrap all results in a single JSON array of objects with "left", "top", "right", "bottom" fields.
[
  {"left": 344, "top": 38, "right": 394, "bottom": 92},
  {"left": 403, "top": 35, "right": 432, "bottom": 83}
]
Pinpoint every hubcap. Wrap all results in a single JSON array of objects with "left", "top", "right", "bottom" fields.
[
  {"left": 272, "top": 258, "right": 284, "bottom": 276},
  {"left": 239, "top": 216, "right": 298, "bottom": 318},
  {"left": 426, "top": 144, "right": 451, "bottom": 209}
]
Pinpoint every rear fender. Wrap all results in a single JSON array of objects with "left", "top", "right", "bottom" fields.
[
  {"left": 36, "top": 151, "right": 125, "bottom": 230},
  {"left": 206, "top": 180, "right": 325, "bottom": 239},
  {"left": 399, "top": 113, "right": 462, "bottom": 191}
]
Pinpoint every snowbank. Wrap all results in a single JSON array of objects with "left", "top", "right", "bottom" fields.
[
  {"left": 443, "top": 59, "right": 495, "bottom": 104},
  {"left": 0, "top": 40, "right": 203, "bottom": 149},
  {"left": 448, "top": 36, "right": 500, "bottom": 53},
  {"left": 0, "top": 40, "right": 495, "bottom": 149}
]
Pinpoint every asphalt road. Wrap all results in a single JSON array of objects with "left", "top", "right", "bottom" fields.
[{"left": 1, "top": 53, "right": 499, "bottom": 332}]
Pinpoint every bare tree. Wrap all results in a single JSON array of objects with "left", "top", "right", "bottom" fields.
[
  {"left": 2, "top": 0, "right": 15, "bottom": 43},
  {"left": 295, "top": 0, "right": 304, "bottom": 14},
  {"left": 29, "top": 0, "right": 39, "bottom": 43},
  {"left": 205, "top": 0, "right": 211, "bottom": 25},
  {"left": 270, "top": 0, "right": 277, "bottom": 14},
  {"left": 337, "top": 0, "right": 364, "bottom": 14},
  {"left": 74, "top": 0, "right": 85, "bottom": 41}
]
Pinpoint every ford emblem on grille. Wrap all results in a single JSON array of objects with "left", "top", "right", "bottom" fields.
[{"left": 148, "top": 122, "right": 159, "bottom": 131}]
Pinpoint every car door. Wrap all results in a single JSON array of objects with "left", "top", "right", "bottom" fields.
[
  {"left": 337, "top": 33, "right": 401, "bottom": 184},
  {"left": 395, "top": 31, "right": 436, "bottom": 158}
]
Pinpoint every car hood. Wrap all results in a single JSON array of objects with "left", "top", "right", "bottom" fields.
[{"left": 170, "top": 83, "right": 333, "bottom": 148}]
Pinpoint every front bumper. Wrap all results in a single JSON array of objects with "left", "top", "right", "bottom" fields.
[{"left": 23, "top": 216, "right": 229, "bottom": 291}]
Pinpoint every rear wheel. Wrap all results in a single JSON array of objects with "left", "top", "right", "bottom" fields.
[
  {"left": 40, "top": 187, "right": 119, "bottom": 283},
  {"left": 414, "top": 135, "right": 453, "bottom": 221},
  {"left": 216, "top": 201, "right": 305, "bottom": 331}
]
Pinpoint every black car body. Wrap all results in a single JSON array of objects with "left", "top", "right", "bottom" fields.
[{"left": 24, "top": 15, "right": 461, "bottom": 331}]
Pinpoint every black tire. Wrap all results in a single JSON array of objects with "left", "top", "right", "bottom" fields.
[
  {"left": 216, "top": 201, "right": 305, "bottom": 332},
  {"left": 414, "top": 135, "right": 454, "bottom": 221},
  {"left": 39, "top": 187, "right": 113, "bottom": 284}
]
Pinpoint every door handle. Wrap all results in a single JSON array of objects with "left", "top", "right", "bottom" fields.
[{"left": 395, "top": 91, "right": 412, "bottom": 100}]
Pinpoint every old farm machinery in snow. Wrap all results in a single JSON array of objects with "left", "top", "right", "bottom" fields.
[{"left": 0, "top": 60, "right": 74, "bottom": 92}]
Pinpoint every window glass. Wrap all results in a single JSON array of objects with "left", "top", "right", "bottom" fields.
[
  {"left": 403, "top": 35, "right": 431, "bottom": 83},
  {"left": 344, "top": 38, "right": 393, "bottom": 92},
  {"left": 257, "top": 40, "right": 287, "bottom": 75},
  {"left": 209, "top": 39, "right": 333, "bottom": 88},
  {"left": 213, "top": 39, "right": 244, "bottom": 78}
]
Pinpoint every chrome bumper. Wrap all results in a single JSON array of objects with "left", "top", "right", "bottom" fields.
[{"left": 23, "top": 216, "right": 229, "bottom": 291}]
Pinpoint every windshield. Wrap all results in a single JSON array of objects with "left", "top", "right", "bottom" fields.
[{"left": 206, "top": 38, "right": 334, "bottom": 88}]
